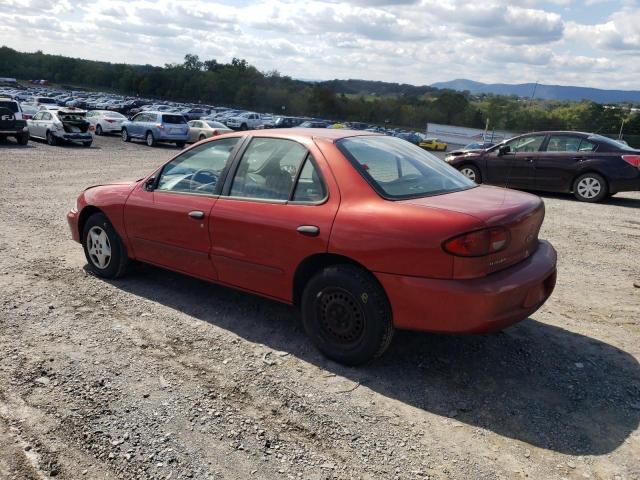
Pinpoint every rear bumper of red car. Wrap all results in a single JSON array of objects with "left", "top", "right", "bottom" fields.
[
  {"left": 67, "top": 208, "right": 80, "bottom": 243},
  {"left": 376, "top": 240, "right": 557, "bottom": 333}
]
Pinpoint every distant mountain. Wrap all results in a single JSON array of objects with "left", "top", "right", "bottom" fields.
[
  {"left": 318, "top": 79, "right": 437, "bottom": 97},
  {"left": 431, "top": 79, "right": 640, "bottom": 104}
]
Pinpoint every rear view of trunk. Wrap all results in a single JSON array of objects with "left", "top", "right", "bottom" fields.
[
  {"left": 62, "top": 119, "right": 90, "bottom": 134},
  {"left": 405, "top": 185, "right": 546, "bottom": 279}
]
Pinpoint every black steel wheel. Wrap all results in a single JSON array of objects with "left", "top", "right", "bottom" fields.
[{"left": 301, "top": 264, "right": 394, "bottom": 366}]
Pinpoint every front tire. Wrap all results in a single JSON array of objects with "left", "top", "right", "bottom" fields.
[
  {"left": 301, "top": 265, "right": 394, "bottom": 366},
  {"left": 573, "top": 173, "right": 607, "bottom": 202},
  {"left": 121, "top": 128, "right": 130, "bottom": 142},
  {"left": 82, "top": 213, "right": 129, "bottom": 279},
  {"left": 240, "top": 123, "right": 248, "bottom": 131},
  {"left": 459, "top": 164, "right": 481, "bottom": 183}
]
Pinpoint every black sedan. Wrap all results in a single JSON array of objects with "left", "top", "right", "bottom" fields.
[{"left": 447, "top": 131, "right": 640, "bottom": 202}]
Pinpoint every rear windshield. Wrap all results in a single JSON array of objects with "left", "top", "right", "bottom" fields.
[
  {"left": 162, "top": 114, "right": 186, "bottom": 124},
  {"left": 337, "top": 136, "right": 475, "bottom": 199},
  {"left": 206, "top": 121, "right": 227, "bottom": 129},
  {"left": 0, "top": 101, "right": 19, "bottom": 112}
]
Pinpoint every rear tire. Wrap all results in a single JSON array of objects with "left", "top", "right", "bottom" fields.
[
  {"left": 459, "top": 164, "right": 481, "bottom": 183},
  {"left": 301, "top": 264, "right": 394, "bottom": 366},
  {"left": 145, "top": 131, "right": 155, "bottom": 147},
  {"left": 175, "top": 141, "right": 185, "bottom": 148},
  {"left": 121, "top": 128, "right": 130, "bottom": 142},
  {"left": 82, "top": 213, "right": 129, "bottom": 279},
  {"left": 198, "top": 134, "right": 206, "bottom": 141},
  {"left": 17, "top": 133, "right": 29, "bottom": 145},
  {"left": 46, "top": 131, "right": 57, "bottom": 146},
  {"left": 573, "top": 173, "right": 607, "bottom": 202},
  {"left": 240, "top": 123, "right": 248, "bottom": 131}
]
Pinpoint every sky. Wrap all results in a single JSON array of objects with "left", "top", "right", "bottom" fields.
[{"left": 0, "top": 0, "right": 639, "bottom": 89}]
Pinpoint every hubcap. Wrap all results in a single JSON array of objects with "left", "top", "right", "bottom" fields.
[
  {"left": 461, "top": 167, "right": 476, "bottom": 181},
  {"left": 87, "top": 226, "right": 112, "bottom": 269},
  {"left": 577, "top": 177, "right": 601, "bottom": 199},
  {"left": 317, "top": 288, "right": 365, "bottom": 345}
]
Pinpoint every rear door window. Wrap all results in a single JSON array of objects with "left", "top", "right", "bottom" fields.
[
  {"left": 229, "top": 138, "right": 308, "bottom": 201},
  {"left": 546, "top": 135, "right": 595, "bottom": 152},
  {"left": 292, "top": 157, "right": 326, "bottom": 203}
]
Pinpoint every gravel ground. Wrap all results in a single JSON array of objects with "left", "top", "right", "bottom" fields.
[{"left": 0, "top": 135, "right": 639, "bottom": 480}]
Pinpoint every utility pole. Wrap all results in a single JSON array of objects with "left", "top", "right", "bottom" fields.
[
  {"left": 618, "top": 119, "right": 625, "bottom": 140},
  {"left": 530, "top": 81, "right": 539, "bottom": 101}
]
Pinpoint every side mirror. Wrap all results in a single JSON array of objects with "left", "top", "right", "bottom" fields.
[
  {"left": 498, "top": 145, "right": 511, "bottom": 156},
  {"left": 144, "top": 177, "right": 156, "bottom": 191}
]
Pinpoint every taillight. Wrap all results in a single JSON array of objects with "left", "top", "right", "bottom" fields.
[
  {"left": 443, "top": 227, "right": 510, "bottom": 257},
  {"left": 105, "top": 119, "right": 115, "bottom": 123},
  {"left": 155, "top": 123, "right": 164, "bottom": 130},
  {"left": 211, "top": 130, "right": 219, "bottom": 136},
  {"left": 622, "top": 155, "right": 640, "bottom": 168},
  {"left": 23, "top": 113, "right": 31, "bottom": 119}
]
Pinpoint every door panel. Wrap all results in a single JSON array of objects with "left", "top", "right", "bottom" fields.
[
  {"left": 486, "top": 135, "right": 545, "bottom": 188},
  {"left": 210, "top": 199, "right": 337, "bottom": 300},
  {"left": 124, "top": 186, "right": 218, "bottom": 279},
  {"left": 535, "top": 135, "right": 597, "bottom": 191},
  {"left": 123, "top": 137, "right": 242, "bottom": 280}
]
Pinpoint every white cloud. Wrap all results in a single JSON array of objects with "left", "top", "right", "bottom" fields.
[{"left": 0, "top": 0, "right": 637, "bottom": 89}]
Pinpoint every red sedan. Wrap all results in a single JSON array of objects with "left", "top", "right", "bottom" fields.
[{"left": 68, "top": 130, "right": 557, "bottom": 365}]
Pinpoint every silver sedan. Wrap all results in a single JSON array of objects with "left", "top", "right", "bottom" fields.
[{"left": 187, "top": 120, "right": 231, "bottom": 143}]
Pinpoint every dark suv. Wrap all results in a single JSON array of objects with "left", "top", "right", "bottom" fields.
[
  {"left": 0, "top": 98, "right": 29, "bottom": 145},
  {"left": 447, "top": 131, "right": 640, "bottom": 202}
]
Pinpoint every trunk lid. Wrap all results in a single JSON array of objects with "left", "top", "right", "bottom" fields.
[{"left": 403, "top": 185, "right": 545, "bottom": 279}]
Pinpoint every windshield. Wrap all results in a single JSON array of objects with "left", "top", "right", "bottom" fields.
[
  {"left": 589, "top": 134, "right": 637, "bottom": 152},
  {"left": 337, "top": 136, "right": 475, "bottom": 199}
]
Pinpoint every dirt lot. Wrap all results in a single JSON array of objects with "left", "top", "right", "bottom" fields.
[{"left": 0, "top": 135, "right": 639, "bottom": 480}]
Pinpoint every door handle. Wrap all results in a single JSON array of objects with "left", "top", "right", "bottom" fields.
[
  {"left": 188, "top": 210, "right": 205, "bottom": 219},
  {"left": 297, "top": 225, "right": 320, "bottom": 237},
  {"left": 524, "top": 157, "right": 534, "bottom": 163},
  {"left": 572, "top": 156, "right": 583, "bottom": 161}
]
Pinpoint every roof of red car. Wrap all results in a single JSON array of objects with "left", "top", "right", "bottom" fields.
[{"left": 254, "top": 128, "right": 379, "bottom": 142}]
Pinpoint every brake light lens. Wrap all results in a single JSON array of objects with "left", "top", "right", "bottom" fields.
[
  {"left": 622, "top": 155, "right": 640, "bottom": 168},
  {"left": 155, "top": 123, "right": 164, "bottom": 129},
  {"left": 443, "top": 227, "right": 510, "bottom": 257}
]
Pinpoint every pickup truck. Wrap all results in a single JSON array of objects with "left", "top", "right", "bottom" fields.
[{"left": 225, "top": 111, "right": 265, "bottom": 130}]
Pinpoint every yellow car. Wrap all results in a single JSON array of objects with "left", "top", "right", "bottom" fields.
[{"left": 418, "top": 137, "right": 448, "bottom": 151}]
